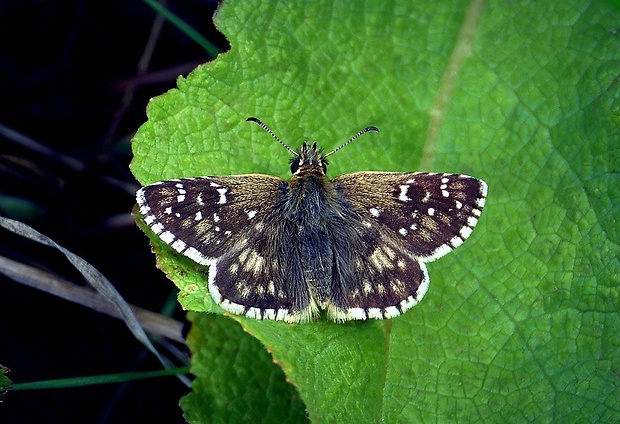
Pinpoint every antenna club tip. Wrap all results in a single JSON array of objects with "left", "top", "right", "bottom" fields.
[
  {"left": 367, "top": 126, "right": 379, "bottom": 133},
  {"left": 246, "top": 117, "right": 270, "bottom": 130}
]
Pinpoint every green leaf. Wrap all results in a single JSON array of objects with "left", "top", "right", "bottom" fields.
[
  {"left": 131, "top": 0, "right": 620, "bottom": 422},
  {"left": 180, "top": 313, "right": 306, "bottom": 423},
  {"left": 0, "top": 364, "right": 12, "bottom": 395}
]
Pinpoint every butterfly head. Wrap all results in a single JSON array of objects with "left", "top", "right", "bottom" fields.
[{"left": 291, "top": 142, "right": 328, "bottom": 175}]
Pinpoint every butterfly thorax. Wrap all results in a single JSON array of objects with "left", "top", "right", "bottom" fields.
[
  {"left": 286, "top": 168, "right": 335, "bottom": 222},
  {"left": 285, "top": 142, "right": 337, "bottom": 226}
]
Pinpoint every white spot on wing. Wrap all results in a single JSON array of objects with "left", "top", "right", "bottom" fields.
[
  {"left": 450, "top": 235, "right": 464, "bottom": 249},
  {"left": 363, "top": 281, "right": 373, "bottom": 294},
  {"left": 160, "top": 231, "right": 175, "bottom": 244},
  {"left": 220, "top": 299, "right": 245, "bottom": 315},
  {"left": 246, "top": 307, "right": 261, "bottom": 319},
  {"left": 467, "top": 216, "right": 478, "bottom": 227},
  {"left": 260, "top": 309, "right": 274, "bottom": 319},
  {"left": 185, "top": 247, "right": 209, "bottom": 265},
  {"left": 139, "top": 204, "right": 151, "bottom": 215},
  {"left": 370, "top": 248, "right": 394, "bottom": 270},
  {"left": 399, "top": 185, "right": 411, "bottom": 202},
  {"left": 459, "top": 226, "right": 473, "bottom": 239},
  {"left": 171, "top": 239, "right": 186, "bottom": 251},
  {"left": 216, "top": 188, "right": 227, "bottom": 204},
  {"left": 383, "top": 306, "right": 401, "bottom": 319},
  {"left": 151, "top": 222, "right": 164, "bottom": 234},
  {"left": 345, "top": 308, "right": 367, "bottom": 320},
  {"left": 243, "top": 249, "right": 265, "bottom": 275},
  {"left": 367, "top": 308, "right": 382, "bottom": 319},
  {"left": 427, "top": 243, "right": 453, "bottom": 261}
]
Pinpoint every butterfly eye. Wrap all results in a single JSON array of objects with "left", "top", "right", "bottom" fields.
[
  {"left": 320, "top": 161, "right": 327, "bottom": 173},
  {"left": 290, "top": 159, "right": 300, "bottom": 174}
]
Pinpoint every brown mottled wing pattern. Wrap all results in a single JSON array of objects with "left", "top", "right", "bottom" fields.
[
  {"left": 136, "top": 175, "right": 314, "bottom": 323},
  {"left": 333, "top": 172, "right": 487, "bottom": 260},
  {"left": 324, "top": 171, "right": 487, "bottom": 321}
]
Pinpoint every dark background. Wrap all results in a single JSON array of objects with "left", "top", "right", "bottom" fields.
[{"left": 0, "top": 1, "right": 229, "bottom": 422}]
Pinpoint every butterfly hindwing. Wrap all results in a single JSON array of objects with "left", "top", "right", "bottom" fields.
[
  {"left": 208, "top": 216, "right": 316, "bottom": 323},
  {"left": 325, "top": 209, "right": 431, "bottom": 320}
]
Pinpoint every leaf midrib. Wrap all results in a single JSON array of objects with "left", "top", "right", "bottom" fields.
[{"left": 421, "top": 0, "right": 488, "bottom": 170}]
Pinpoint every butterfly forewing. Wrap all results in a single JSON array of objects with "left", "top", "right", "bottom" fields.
[
  {"left": 137, "top": 175, "right": 281, "bottom": 262},
  {"left": 332, "top": 172, "right": 487, "bottom": 261}
]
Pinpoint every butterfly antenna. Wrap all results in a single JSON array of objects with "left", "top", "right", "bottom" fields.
[
  {"left": 324, "top": 126, "right": 379, "bottom": 158},
  {"left": 246, "top": 117, "right": 297, "bottom": 155}
]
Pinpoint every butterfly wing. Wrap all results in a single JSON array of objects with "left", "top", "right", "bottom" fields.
[
  {"left": 325, "top": 213, "right": 432, "bottom": 321},
  {"left": 325, "top": 171, "right": 487, "bottom": 321},
  {"left": 136, "top": 175, "right": 315, "bottom": 323},
  {"left": 333, "top": 172, "right": 487, "bottom": 261}
]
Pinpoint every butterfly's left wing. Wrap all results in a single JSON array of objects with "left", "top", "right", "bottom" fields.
[
  {"left": 325, "top": 171, "right": 487, "bottom": 321},
  {"left": 136, "top": 175, "right": 316, "bottom": 323}
]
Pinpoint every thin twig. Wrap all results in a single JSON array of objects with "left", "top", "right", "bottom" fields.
[{"left": 0, "top": 254, "right": 185, "bottom": 344}]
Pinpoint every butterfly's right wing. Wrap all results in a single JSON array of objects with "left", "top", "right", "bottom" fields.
[
  {"left": 136, "top": 175, "right": 315, "bottom": 323},
  {"left": 325, "top": 171, "right": 487, "bottom": 321}
]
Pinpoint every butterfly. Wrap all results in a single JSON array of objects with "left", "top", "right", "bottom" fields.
[{"left": 136, "top": 117, "right": 487, "bottom": 323}]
